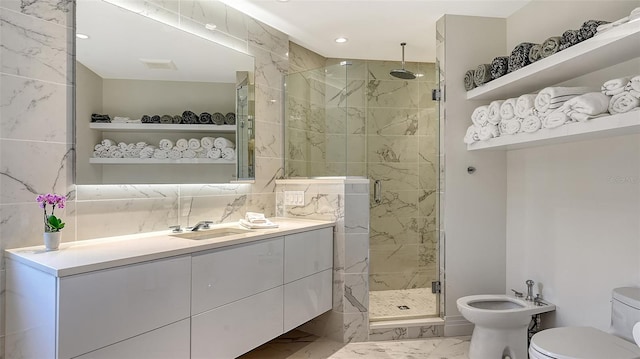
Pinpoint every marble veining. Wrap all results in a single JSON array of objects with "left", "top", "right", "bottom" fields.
[
  {"left": 241, "top": 329, "right": 469, "bottom": 359},
  {"left": 2, "top": 0, "right": 72, "bottom": 26},
  {"left": 369, "top": 288, "right": 437, "bottom": 321}
]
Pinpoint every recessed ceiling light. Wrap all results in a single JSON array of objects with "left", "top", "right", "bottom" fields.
[
  {"left": 205, "top": 23, "right": 217, "bottom": 30},
  {"left": 335, "top": 37, "right": 348, "bottom": 43},
  {"left": 76, "top": 33, "right": 89, "bottom": 39}
]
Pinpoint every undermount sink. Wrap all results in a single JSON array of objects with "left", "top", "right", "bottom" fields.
[{"left": 171, "top": 227, "right": 252, "bottom": 240}]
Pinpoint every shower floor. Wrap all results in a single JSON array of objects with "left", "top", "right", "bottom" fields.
[{"left": 369, "top": 288, "right": 438, "bottom": 321}]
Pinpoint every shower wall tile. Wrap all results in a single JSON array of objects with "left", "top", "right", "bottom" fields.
[
  {"left": 326, "top": 79, "right": 366, "bottom": 108},
  {"left": 367, "top": 108, "right": 420, "bottom": 136},
  {"left": 246, "top": 192, "right": 276, "bottom": 218},
  {"left": 418, "top": 62, "right": 437, "bottom": 83},
  {"left": 345, "top": 193, "right": 369, "bottom": 234},
  {"left": 419, "top": 81, "right": 437, "bottom": 108},
  {"left": 104, "top": 0, "right": 180, "bottom": 32},
  {"left": 369, "top": 270, "right": 433, "bottom": 292},
  {"left": 250, "top": 45, "right": 287, "bottom": 90},
  {"left": 326, "top": 59, "right": 367, "bottom": 80},
  {"left": 0, "top": 75, "right": 71, "bottom": 143},
  {"left": 179, "top": 183, "right": 251, "bottom": 197},
  {"left": 1, "top": 0, "right": 73, "bottom": 26},
  {"left": 343, "top": 312, "right": 369, "bottom": 342},
  {"left": 370, "top": 244, "right": 418, "bottom": 274},
  {"left": 418, "top": 107, "right": 438, "bottom": 136},
  {"left": 368, "top": 163, "right": 419, "bottom": 191},
  {"left": 253, "top": 157, "right": 283, "bottom": 194},
  {"left": 367, "top": 135, "right": 419, "bottom": 163},
  {"left": 419, "top": 188, "right": 437, "bottom": 218},
  {"left": 75, "top": 197, "right": 179, "bottom": 240},
  {"left": 367, "top": 80, "right": 420, "bottom": 108},
  {"left": 0, "top": 8, "right": 72, "bottom": 84}
]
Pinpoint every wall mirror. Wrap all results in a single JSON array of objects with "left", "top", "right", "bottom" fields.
[{"left": 75, "top": 0, "right": 255, "bottom": 184}]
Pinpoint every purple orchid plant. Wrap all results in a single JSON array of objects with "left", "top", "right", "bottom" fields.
[{"left": 36, "top": 193, "right": 66, "bottom": 232}]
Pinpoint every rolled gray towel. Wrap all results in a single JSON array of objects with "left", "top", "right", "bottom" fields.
[
  {"left": 474, "top": 64, "right": 492, "bottom": 87},
  {"left": 225, "top": 112, "right": 236, "bottom": 125},
  {"left": 182, "top": 110, "right": 198, "bottom": 124},
  {"left": 160, "top": 115, "right": 172, "bottom": 124},
  {"left": 151, "top": 115, "right": 161, "bottom": 123},
  {"left": 464, "top": 69, "right": 476, "bottom": 91},
  {"left": 199, "top": 112, "right": 213, "bottom": 124},
  {"left": 561, "top": 29, "right": 582, "bottom": 49},
  {"left": 212, "top": 112, "right": 225, "bottom": 125},
  {"left": 528, "top": 44, "right": 542, "bottom": 63},
  {"left": 508, "top": 42, "right": 536, "bottom": 73},
  {"left": 490, "top": 56, "right": 509, "bottom": 79},
  {"left": 580, "top": 20, "right": 610, "bottom": 40},
  {"left": 172, "top": 115, "right": 182, "bottom": 124},
  {"left": 141, "top": 115, "right": 153, "bottom": 123},
  {"left": 540, "top": 36, "right": 562, "bottom": 58}
]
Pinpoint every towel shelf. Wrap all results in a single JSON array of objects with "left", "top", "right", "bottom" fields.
[
  {"left": 466, "top": 20, "right": 640, "bottom": 101},
  {"left": 90, "top": 158, "right": 236, "bottom": 164},
  {"left": 467, "top": 111, "right": 640, "bottom": 151},
  {"left": 90, "top": 123, "right": 236, "bottom": 133}
]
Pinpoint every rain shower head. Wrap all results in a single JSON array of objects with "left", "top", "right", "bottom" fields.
[{"left": 390, "top": 42, "right": 416, "bottom": 80}]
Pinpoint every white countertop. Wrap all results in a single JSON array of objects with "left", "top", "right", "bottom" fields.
[{"left": 4, "top": 218, "right": 334, "bottom": 277}]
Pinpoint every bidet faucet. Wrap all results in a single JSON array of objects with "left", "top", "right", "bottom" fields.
[
  {"left": 190, "top": 221, "right": 213, "bottom": 231},
  {"left": 526, "top": 279, "right": 535, "bottom": 301}
]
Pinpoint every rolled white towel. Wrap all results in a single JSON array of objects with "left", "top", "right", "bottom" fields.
[
  {"left": 477, "top": 123, "right": 499, "bottom": 141},
  {"left": 207, "top": 148, "right": 222, "bottom": 159},
  {"left": 182, "top": 149, "right": 197, "bottom": 159},
  {"left": 487, "top": 100, "right": 504, "bottom": 125},
  {"left": 201, "top": 136, "right": 215, "bottom": 149},
  {"left": 222, "top": 147, "right": 236, "bottom": 160},
  {"left": 139, "top": 145, "right": 156, "bottom": 158},
  {"left": 601, "top": 77, "right": 630, "bottom": 96},
  {"left": 534, "top": 87, "right": 595, "bottom": 116},
  {"left": 94, "top": 143, "right": 105, "bottom": 152},
  {"left": 175, "top": 138, "right": 189, "bottom": 151},
  {"left": 101, "top": 138, "right": 115, "bottom": 147},
  {"left": 471, "top": 105, "right": 489, "bottom": 127},
  {"left": 521, "top": 115, "right": 542, "bottom": 133},
  {"left": 112, "top": 116, "right": 131, "bottom": 123},
  {"left": 542, "top": 111, "right": 570, "bottom": 129},
  {"left": 159, "top": 139, "right": 173, "bottom": 150},
  {"left": 168, "top": 148, "right": 182, "bottom": 160},
  {"left": 609, "top": 91, "right": 640, "bottom": 114},
  {"left": 188, "top": 138, "right": 201, "bottom": 150},
  {"left": 136, "top": 141, "right": 147, "bottom": 149},
  {"left": 499, "top": 98, "right": 518, "bottom": 121},
  {"left": 515, "top": 94, "right": 537, "bottom": 118},
  {"left": 559, "top": 92, "right": 611, "bottom": 122},
  {"left": 99, "top": 149, "right": 109, "bottom": 158},
  {"left": 130, "top": 148, "right": 142, "bottom": 158},
  {"left": 92, "top": 150, "right": 101, "bottom": 158},
  {"left": 625, "top": 75, "right": 640, "bottom": 98},
  {"left": 118, "top": 142, "right": 127, "bottom": 150},
  {"left": 214, "top": 137, "right": 235, "bottom": 149},
  {"left": 499, "top": 118, "right": 521, "bottom": 135},
  {"left": 126, "top": 143, "right": 136, "bottom": 151},
  {"left": 153, "top": 149, "right": 168, "bottom": 159},
  {"left": 109, "top": 149, "right": 124, "bottom": 158},
  {"left": 463, "top": 125, "right": 480, "bottom": 144}
]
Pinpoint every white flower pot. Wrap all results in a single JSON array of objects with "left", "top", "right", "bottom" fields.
[{"left": 44, "top": 231, "right": 61, "bottom": 251}]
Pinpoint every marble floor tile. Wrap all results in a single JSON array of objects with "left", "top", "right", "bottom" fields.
[
  {"left": 370, "top": 288, "right": 437, "bottom": 321},
  {"left": 240, "top": 330, "right": 470, "bottom": 359}
]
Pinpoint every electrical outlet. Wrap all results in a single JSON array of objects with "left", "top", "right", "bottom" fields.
[{"left": 284, "top": 191, "right": 305, "bottom": 205}]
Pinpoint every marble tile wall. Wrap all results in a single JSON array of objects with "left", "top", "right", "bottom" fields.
[{"left": 0, "top": 0, "right": 288, "bottom": 355}]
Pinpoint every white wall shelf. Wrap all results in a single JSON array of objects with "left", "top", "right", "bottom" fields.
[
  {"left": 90, "top": 158, "right": 235, "bottom": 164},
  {"left": 467, "top": 111, "right": 640, "bottom": 151},
  {"left": 89, "top": 123, "right": 236, "bottom": 133},
  {"left": 466, "top": 20, "right": 640, "bottom": 101}
]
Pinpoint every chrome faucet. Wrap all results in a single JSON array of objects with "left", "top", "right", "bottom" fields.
[
  {"left": 190, "top": 221, "right": 213, "bottom": 231},
  {"left": 525, "top": 279, "right": 535, "bottom": 301}
]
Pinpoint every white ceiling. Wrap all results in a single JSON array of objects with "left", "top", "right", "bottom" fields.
[{"left": 222, "top": 0, "right": 531, "bottom": 62}]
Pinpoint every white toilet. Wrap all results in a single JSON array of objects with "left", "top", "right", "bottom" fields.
[
  {"left": 530, "top": 287, "right": 640, "bottom": 359},
  {"left": 457, "top": 294, "right": 555, "bottom": 359}
]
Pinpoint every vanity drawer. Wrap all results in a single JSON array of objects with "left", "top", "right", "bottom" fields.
[
  {"left": 191, "top": 237, "right": 284, "bottom": 315},
  {"left": 74, "top": 319, "right": 190, "bottom": 359},
  {"left": 57, "top": 256, "right": 191, "bottom": 359},
  {"left": 284, "top": 228, "right": 333, "bottom": 283},
  {"left": 284, "top": 268, "right": 333, "bottom": 332},
  {"left": 191, "top": 286, "right": 284, "bottom": 359}
]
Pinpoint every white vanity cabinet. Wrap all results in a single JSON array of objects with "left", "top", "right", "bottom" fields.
[{"left": 5, "top": 220, "right": 334, "bottom": 359}]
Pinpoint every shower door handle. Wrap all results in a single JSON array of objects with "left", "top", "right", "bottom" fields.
[{"left": 374, "top": 180, "right": 382, "bottom": 204}]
